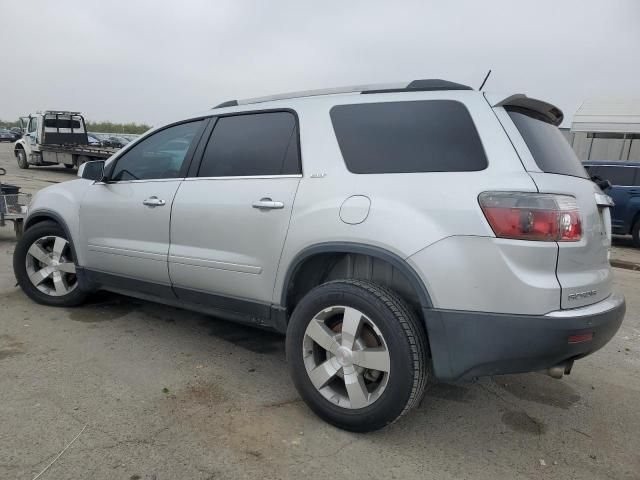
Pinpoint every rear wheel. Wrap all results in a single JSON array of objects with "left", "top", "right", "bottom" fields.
[
  {"left": 64, "top": 164, "right": 74, "bottom": 169},
  {"left": 16, "top": 149, "right": 29, "bottom": 169},
  {"left": 632, "top": 220, "right": 640, "bottom": 248},
  {"left": 13, "top": 221, "right": 88, "bottom": 307},
  {"left": 286, "top": 279, "right": 429, "bottom": 432}
]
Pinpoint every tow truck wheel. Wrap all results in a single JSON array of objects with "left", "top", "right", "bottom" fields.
[
  {"left": 75, "top": 155, "right": 90, "bottom": 168},
  {"left": 16, "top": 150, "right": 29, "bottom": 169}
]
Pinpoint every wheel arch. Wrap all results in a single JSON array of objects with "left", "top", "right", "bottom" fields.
[
  {"left": 24, "top": 210, "right": 79, "bottom": 264},
  {"left": 629, "top": 208, "right": 640, "bottom": 235},
  {"left": 280, "top": 242, "right": 433, "bottom": 311}
]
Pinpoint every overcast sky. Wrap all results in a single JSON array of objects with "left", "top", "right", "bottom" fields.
[{"left": 1, "top": 0, "right": 638, "bottom": 127}]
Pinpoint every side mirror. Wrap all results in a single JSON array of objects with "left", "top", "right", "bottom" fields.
[
  {"left": 78, "top": 160, "right": 105, "bottom": 181},
  {"left": 591, "top": 175, "right": 612, "bottom": 191}
]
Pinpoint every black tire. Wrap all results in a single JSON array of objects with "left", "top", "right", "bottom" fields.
[
  {"left": 16, "top": 149, "right": 29, "bottom": 169},
  {"left": 632, "top": 220, "right": 640, "bottom": 248},
  {"left": 286, "top": 279, "right": 429, "bottom": 432},
  {"left": 64, "top": 164, "right": 74, "bottom": 169},
  {"left": 13, "top": 221, "right": 88, "bottom": 307}
]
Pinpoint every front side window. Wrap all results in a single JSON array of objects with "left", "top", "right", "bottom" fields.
[
  {"left": 330, "top": 100, "right": 487, "bottom": 174},
  {"left": 198, "top": 111, "right": 300, "bottom": 177},
  {"left": 28, "top": 118, "right": 38, "bottom": 133},
  {"left": 110, "top": 120, "right": 203, "bottom": 181}
]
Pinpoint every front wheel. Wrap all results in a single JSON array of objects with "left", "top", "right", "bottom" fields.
[
  {"left": 13, "top": 221, "right": 88, "bottom": 307},
  {"left": 286, "top": 279, "right": 429, "bottom": 432},
  {"left": 16, "top": 149, "right": 29, "bottom": 169}
]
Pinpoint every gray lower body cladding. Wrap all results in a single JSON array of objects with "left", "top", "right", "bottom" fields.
[{"left": 425, "top": 294, "right": 625, "bottom": 382}]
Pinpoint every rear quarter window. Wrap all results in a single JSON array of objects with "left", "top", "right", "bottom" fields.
[
  {"left": 507, "top": 107, "right": 587, "bottom": 178},
  {"left": 330, "top": 100, "right": 487, "bottom": 174}
]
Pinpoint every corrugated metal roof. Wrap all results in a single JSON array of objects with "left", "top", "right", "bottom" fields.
[{"left": 571, "top": 98, "right": 640, "bottom": 133}]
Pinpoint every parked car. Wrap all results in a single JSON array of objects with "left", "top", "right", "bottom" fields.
[
  {"left": 0, "top": 128, "right": 16, "bottom": 142},
  {"left": 584, "top": 161, "right": 640, "bottom": 246},
  {"left": 87, "top": 133, "right": 102, "bottom": 146},
  {"left": 9, "top": 127, "right": 23, "bottom": 139},
  {"left": 13, "top": 79, "right": 625, "bottom": 432},
  {"left": 102, "top": 136, "right": 129, "bottom": 148}
]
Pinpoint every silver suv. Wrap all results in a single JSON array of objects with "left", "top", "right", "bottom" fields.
[{"left": 13, "top": 79, "right": 626, "bottom": 431}]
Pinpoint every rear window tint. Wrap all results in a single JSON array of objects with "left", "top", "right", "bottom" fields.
[
  {"left": 44, "top": 117, "right": 82, "bottom": 129},
  {"left": 507, "top": 107, "right": 587, "bottom": 178},
  {"left": 330, "top": 100, "right": 487, "bottom": 174}
]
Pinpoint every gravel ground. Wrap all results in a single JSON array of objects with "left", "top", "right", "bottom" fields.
[{"left": 1, "top": 142, "right": 639, "bottom": 479}]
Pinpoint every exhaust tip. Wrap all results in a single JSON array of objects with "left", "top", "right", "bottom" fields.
[
  {"left": 547, "top": 365, "right": 565, "bottom": 379},
  {"left": 547, "top": 360, "right": 575, "bottom": 379}
]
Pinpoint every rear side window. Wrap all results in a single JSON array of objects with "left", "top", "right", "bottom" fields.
[
  {"left": 198, "top": 111, "right": 300, "bottom": 177},
  {"left": 330, "top": 100, "right": 487, "bottom": 174},
  {"left": 507, "top": 107, "right": 587, "bottom": 178},
  {"left": 594, "top": 166, "right": 636, "bottom": 186}
]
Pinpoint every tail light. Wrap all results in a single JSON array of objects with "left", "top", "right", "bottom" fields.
[{"left": 479, "top": 192, "right": 581, "bottom": 242}]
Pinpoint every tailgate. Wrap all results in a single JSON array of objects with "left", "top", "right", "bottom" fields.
[{"left": 493, "top": 95, "right": 613, "bottom": 309}]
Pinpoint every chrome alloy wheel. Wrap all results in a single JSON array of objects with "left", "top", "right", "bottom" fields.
[
  {"left": 302, "top": 305, "right": 391, "bottom": 409},
  {"left": 25, "top": 235, "right": 77, "bottom": 296}
]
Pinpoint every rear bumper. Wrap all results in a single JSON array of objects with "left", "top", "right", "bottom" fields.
[{"left": 425, "top": 294, "right": 625, "bottom": 382}]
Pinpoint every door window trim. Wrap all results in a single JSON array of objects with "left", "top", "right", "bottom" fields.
[
  {"left": 186, "top": 108, "right": 303, "bottom": 179},
  {"left": 103, "top": 117, "right": 212, "bottom": 184}
]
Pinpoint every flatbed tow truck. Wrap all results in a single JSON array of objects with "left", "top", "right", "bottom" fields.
[{"left": 14, "top": 111, "right": 119, "bottom": 169}]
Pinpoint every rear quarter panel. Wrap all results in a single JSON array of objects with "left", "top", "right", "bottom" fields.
[{"left": 272, "top": 91, "right": 541, "bottom": 307}]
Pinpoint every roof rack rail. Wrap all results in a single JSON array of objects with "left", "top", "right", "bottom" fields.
[{"left": 212, "top": 79, "right": 472, "bottom": 109}]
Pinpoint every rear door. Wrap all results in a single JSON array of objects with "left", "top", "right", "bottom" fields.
[
  {"left": 497, "top": 104, "right": 612, "bottom": 309},
  {"left": 169, "top": 111, "right": 301, "bottom": 311}
]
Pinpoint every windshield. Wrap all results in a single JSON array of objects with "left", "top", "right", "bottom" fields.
[{"left": 507, "top": 107, "right": 587, "bottom": 178}]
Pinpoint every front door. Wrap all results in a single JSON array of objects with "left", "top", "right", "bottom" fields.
[
  {"left": 590, "top": 165, "right": 639, "bottom": 233},
  {"left": 169, "top": 111, "right": 302, "bottom": 312},
  {"left": 78, "top": 119, "right": 207, "bottom": 294},
  {"left": 24, "top": 116, "right": 39, "bottom": 155}
]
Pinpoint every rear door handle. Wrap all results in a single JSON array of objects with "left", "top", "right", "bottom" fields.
[
  {"left": 143, "top": 196, "right": 166, "bottom": 207},
  {"left": 252, "top": 198, "right": 284, "bottom": 210}
]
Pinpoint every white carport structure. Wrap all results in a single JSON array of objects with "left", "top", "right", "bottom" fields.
[{"left": 570, "top": 99, "right": 640, "bottom": 161}]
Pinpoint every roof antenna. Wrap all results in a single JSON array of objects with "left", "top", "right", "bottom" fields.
[{"left": 478, "top": 69, "right": 492, "bottom": 91}]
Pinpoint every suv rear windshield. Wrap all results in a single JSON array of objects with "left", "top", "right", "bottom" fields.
[
  {"left": 507, "top": 107, "right": 587, "bottom": 178},
  {"left": 330, "top": 100, "right": 487, "bottom": 174}
]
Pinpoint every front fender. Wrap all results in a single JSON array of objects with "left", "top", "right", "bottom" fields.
[
  {"left": 25, "top": 179, "right": 93, "bottom": 265},
  {"left": 14, "top": 139, "right": 27, "bottom": 154}
]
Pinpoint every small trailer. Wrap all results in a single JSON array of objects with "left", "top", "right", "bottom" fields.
[
  {"left": 0, "top": 168, "right": 30, "bottom": 238},
  {"left": 14, "top": 111, "right": 119, "bottom": 169}
]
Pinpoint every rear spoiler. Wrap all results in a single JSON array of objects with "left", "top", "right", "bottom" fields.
[{"left": 487, "top": 93, "right": 564, "bottom": 126}]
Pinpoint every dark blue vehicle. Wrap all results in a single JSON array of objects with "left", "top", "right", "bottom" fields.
[{"left": 584, "top": 161, "right": 640, "bottom": 247}]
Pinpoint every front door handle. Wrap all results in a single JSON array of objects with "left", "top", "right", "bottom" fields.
[
  {"left": 143, "top": 196, "right": 166, "bottom": 207},
  {"left": 252, "top": 198, "right": 284, "bottom": 210}
]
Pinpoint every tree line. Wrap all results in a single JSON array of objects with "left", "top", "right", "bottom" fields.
[{"left": 0, "top": 119, "right": 151, "bottom": 134}]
